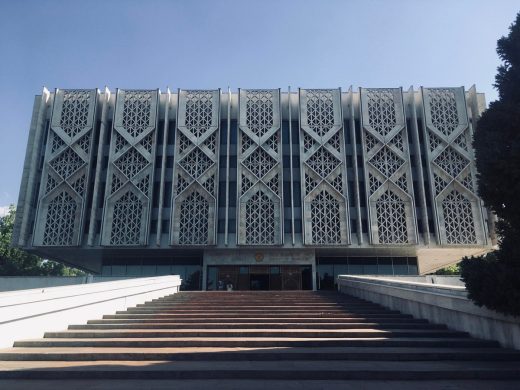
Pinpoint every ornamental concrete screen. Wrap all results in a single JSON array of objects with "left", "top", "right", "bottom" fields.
[{"left": 12, "top": 86, "right": 494, "bottom": 290}]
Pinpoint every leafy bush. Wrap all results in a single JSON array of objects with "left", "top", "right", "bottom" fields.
[
  {"left": 0, "top": 205, "right": 85, "bottom": 276},
  {"left": 433, "top": 263, "right": 461, "bottom": 275}
]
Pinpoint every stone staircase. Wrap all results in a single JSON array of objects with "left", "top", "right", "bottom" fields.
[{"left": 1, "top": 291, "right": 519, "bottom": 382}]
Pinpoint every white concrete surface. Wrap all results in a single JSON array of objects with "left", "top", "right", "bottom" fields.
[
  {"left": 345, "top": 275, "right": 465, "bottom": 287},
  {"left": 338, "top": 275, "right": 520, "bottom": 350},
  {"left": 0, "top": 275, "right": 181, "bottom": 348},
  {"left": 388, "top": 275, "right": 465, "bottom": 286},
  {"left": 0, "top": 276, "right": 139, "bottom": 292}
]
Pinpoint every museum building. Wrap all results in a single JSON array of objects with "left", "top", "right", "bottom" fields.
[{"left": 12, "top": 86, "right": 494, "bottom": 290}]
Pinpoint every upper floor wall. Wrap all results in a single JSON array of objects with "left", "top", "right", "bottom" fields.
[{"left": 12, "top": 86, "right": 492, "bottom": 256}]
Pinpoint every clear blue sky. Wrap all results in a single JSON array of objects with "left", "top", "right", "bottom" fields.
[{"left": 0, "top": 0, "right": 518, "bottom": 209}]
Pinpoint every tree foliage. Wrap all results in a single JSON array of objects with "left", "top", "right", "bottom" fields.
[
  {"left": 433, "top": 263, "right": 461, "bottom": 276},
  {"left": 0, "top": 205, "right": 85, "bottom": 276},
  {"left": 461, "top": 254, "right": 520, "bottom": 316},
  {"left": 461, "top": 12, "right": 520, "bottom": 316}
]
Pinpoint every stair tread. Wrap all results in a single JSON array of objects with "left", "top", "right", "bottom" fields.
[
  {"left": 93, "top": 318, "right": 424, "bottom": 322},
  {"left": 2, "top": 291, "right": 514, "bottom": 381},
  {"left": 120, "top": 314, "right": 402, "bottom": 316},
  {"left": 1, "top": 360, "right": 519, "bottom": 371},
  {"left": 50, "top": 328, "right": 460, "bottom": 334},
  {"left": 1, "top": 346, "right": 517, "bottom": 354},
  {"left": 71, "top": 323, "right": 444, "bottom": 329},
  {"left": 15, "top": 337, "right": 485, "bottom": 342}
]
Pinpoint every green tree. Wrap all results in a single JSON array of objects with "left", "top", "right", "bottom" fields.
[
  {"left": 433, "top": 263, "right": 461, "bottom": 276},
  {"left": 0, "top": 205, "right": 85, "bottom": 276},
  {"left": 461, "top": 12, "right": 520, "bottom": 316}
]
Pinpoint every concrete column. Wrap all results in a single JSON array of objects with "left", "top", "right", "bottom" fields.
[
  {"left": 312, "top": 256, "right": 317, "bottom": 291},
  {"left": 288, "top": 87, "right": 295, "bottom": 245},
  {"left": 18, "top": 87, "right": 51, "bottom": 246},
  {"left": 224, "top": 88, "right": 231, "bottom": 246},
  {"left": 347, "top": 87, "right": 363, "bottom": 244},
  {"left": 12, "top": 96, "right": 44, "bottom": 246},
  {"left": 156, "top": 89, "right": 171, "bottom": 246},
  {"left": 88, "top": 87, "right": 110, "bottom": 246},
  {"left": 408, "top": 86, "right": 430, "bottom": 245},
  {"left": 202, "top": 254, "right": 208, "bottom": 291}
]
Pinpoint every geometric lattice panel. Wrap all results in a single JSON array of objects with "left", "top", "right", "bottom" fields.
[
  {"left": 109, "top": 191, "right": 144, "bottom": 245},
  {"left": 33, "top": 89, "right": 97, "bottom": 247},
  {"left": 310, "top": 190, "right": 341, "bottom": 244},
  {"left": 434, "top": 147, "right": 469, "bottom": 178},
  {"left": 370, "top": 146, "right": 403, "bottom": 179},
  {"left": 243, "top": 147, "right": 277, "bottom": 180},
  {"left": 185, "top": 91, "right": 213, "bottom": 138},
  {"left": 422, "top": 87, "right": 484, "bottom": 245},
  {"left": 306, "top": 147, "right": 340, "bottom": 178},
  {"left": 237, "top": 89, "right": 282, "bottom": 246},
  {"left": 179, "top": 147, "right": 213, "bottom": 179},
  {"left": 360, "top": 88, "right": 416, "bottom": 245},
  {"left": 172, "top": 89, "right": 220, "bottom": 246},
  {"left": 441, "top": 190, "right": 477, "bottom": 244},
  {"left": 59, "top": 91, "right": 90, "bottom": 138},
  {"left": 306, "top": 89, "right": 335, "bottom": 137},
  {"left": 375, "top": 190, "right": 408, "bottom": 244},
  {"left": 367, "top": 89, "right": 396, "bottom": 137},
  {"left": 299, "top": 88, "right": 349, "bottom": 245},
  {"left": 244, "top": 191, "right": 276, "bottom": 244},
  {"left": 245, "top": 90, "right": 274, "bottom": 138},
  {"left": 41, "top": 190, "right": 77, "bottom": 246},
  {"left": 114, "top": 147, "right": 148, "bottom": 180},
  {"left": 101, "top": 89, "right": 158, "bottom": 246},
  {"left": 122, "top": 91, "right": 152, "bottom": 138},
  {"left": 49, "top": 147, "right": 84, "bottom": 179},
  {"left": 428, "top": 88, "right": 459, "bottom": 137},
  {"left": 178, "top": 191, "right": 209, "bottom": 245}
]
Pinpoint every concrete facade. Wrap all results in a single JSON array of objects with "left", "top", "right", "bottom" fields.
[{"left": 12, "top": 86, "right": 494, "bottom": 288}]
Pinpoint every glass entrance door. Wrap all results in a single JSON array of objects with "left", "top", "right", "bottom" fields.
[
  {"left": 207, "top": 265, "right": 312, "bottom": 291},
  {"left": 281, "top": 266, "right": 301, "bottom": 290},
  {"left": 250, "top": 266, "right": 270, "bottom": 290}
]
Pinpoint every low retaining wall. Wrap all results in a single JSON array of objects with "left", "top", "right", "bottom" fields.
[
  {"left": 338, "top": 275, "right": 520, "bottom": 350},
  {"left": 0, "top": 275, "right": 182, "bottom": 348},
  {"left": 0, "top": 276, "right": 141, "bottom": 292},
  {"left": 363, "top": 275, "right": 465, "bottom": 287}
]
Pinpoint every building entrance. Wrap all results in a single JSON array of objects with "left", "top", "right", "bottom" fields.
[{"left": 206, "top": 265, "right": 313, "bottom": 291}]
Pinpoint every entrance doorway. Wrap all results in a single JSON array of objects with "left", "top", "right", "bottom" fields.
[
  {"left": 206, "top": 265, "right": 312, "bottom": 291},
  {"left": 250, "top": 266, "right": 270, "bottom": 290}
]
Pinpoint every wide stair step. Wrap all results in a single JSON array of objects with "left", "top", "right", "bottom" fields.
[
  {"left": 69, "top": 322, "right": 446, "bottom": 329},
  {"left": 1, "top": 360, "right": 520, "bottom": 380},
  {"left": 1, "top": 291, "right": 519, "bottom": 382},
  {"left": 12, "top": 337, "right": 498, "bottom": 349},
  {"left": 2, "top": 346, "right": 518, "bottom": 361},
  {"left": 42, "top": 329, "right": 468, "bottom": 338}
]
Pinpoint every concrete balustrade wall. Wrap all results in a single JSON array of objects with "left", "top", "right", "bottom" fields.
[
  {"left": 338, "top": 275, "right": 520, "bottom": 350},
  {"left": 0, "top": 275, "right": 182, "bottom": 348},
  {"left": 0, "top": 276, "right": 139, "bottom": 292},
  {"left": 357, "top": 275, "right": 465, "bottom": 287}
]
